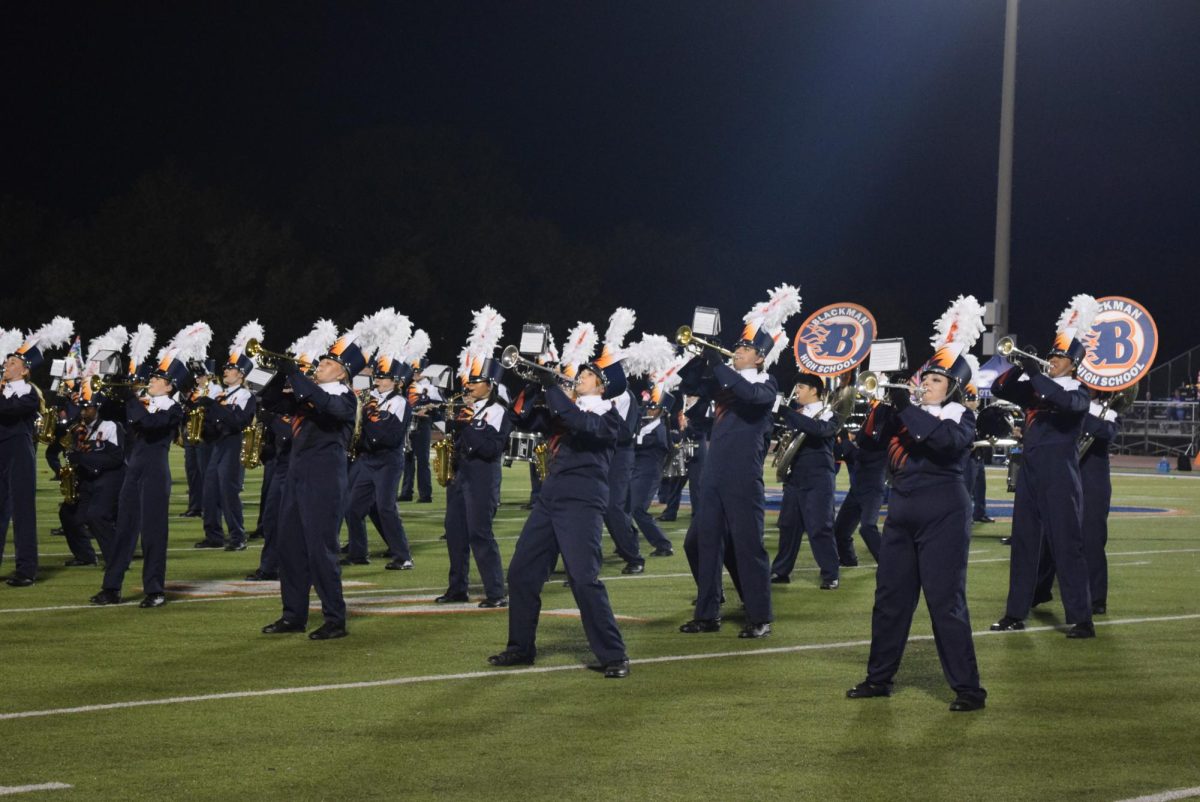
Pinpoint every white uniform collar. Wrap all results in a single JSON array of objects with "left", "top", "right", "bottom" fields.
[
  {"left": 576, "top": 393, "right": 612, "bottom": 414},
  {"left": 737, "top": 367, "right": 770, "bottom": 384},
  {"left": 318, "top": 380, "right": 350, "bottom": 395}
]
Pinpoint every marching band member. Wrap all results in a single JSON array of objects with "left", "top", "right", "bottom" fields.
[
  {"left": 344, "top": 322, "right": 426, "bottom": 570},
  {"left": 435, "top": 307, "right": 510, "bottom": 607},
  {"left": 488, "top": 332, "right": 631, "bottom": 678},
  {"left": 962, "top": 385, "right": 994, "bottom": 524},
  {"left": 990, "top": 295, "right": 1098, "bottom": 638},
  {"left": 625, "top": 337, "right": 682, "bottom": 558},
  {"left": 195, "top": 322, "right": 261, "bottom": 551},
  {"left": 593, "top": 309, "right": 645, "bottom": 575},
  {"left": 509, "top": 335, "right": 558, "bottom": 510},
  {"left": 770, "top": 372, "right": 843, "bottom": 589},
  {"left": 846, "top": 296, "right": 987, "bottom": 711},
  {"left": 400, "top": 358, "right": 439, "bottom": 504},
  {"left": 96, "top": 322, "right": 210, "bottom": 606},
  {"left": 58, "top": 325, "right": 129, "bottom": 567},
  {"left": 179, "top": 357, "right": 212, "bottom": 519},
  {"left": 246, "top": 320, "right": 338, "bottom": 582},
  {"left": 260, "top": 318, "right": 370, "bottom": 640},
  {"left": 831, "top": 424, "right": 885, "bottom": 564},
  {"left": 2, "top": 316, "right": 74, "bottom": 587},
  {"left": 679, "top": 285, "right": 800, "bottom": 638}
]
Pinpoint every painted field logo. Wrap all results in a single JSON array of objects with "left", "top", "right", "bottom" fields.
[
  {"left": 1078, "top": 296, "right": 1158, "bottom": 391},
  {"left": 792, "top": 303, "right": 876, "bottom": 376}
]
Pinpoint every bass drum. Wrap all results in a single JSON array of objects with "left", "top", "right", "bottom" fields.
[{"left": 976, "top": 403, "right": 1015, "bottom": 441}]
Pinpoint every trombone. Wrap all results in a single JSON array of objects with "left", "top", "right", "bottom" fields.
[
  {"left": 675, "top": 326, "right": 734, "bottom": 359},
  {"left": 498, "top": 345, "right": 576, "bottom": 389},
  {"left": 855, "top": 371, "right": 926, "bottom": 403},
  {"left": 996, "top": 336, "right": 1053, "bottom": 372},
  {"left": 88, "top": 375, "right": 149, "bottom": 393}
]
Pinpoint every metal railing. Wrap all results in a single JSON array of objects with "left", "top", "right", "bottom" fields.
[{"left": 1115, "top": 401, "right": 1199, "bottom": 457}]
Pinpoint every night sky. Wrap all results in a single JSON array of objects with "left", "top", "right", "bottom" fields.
[{"left": 3, "top": 1, "right": 1197, "bottom": 376}]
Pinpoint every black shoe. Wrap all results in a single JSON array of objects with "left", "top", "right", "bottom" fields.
[
  {"left": 64, "top": 558, "right": 98, "bottom": 567},
  {"left": 478, "top": 597, "right": 508, "bottom": 609},
  {"left": 520, "top": 503, "right": 534, "bottom": 510},
  {"left": 339, "top": 543, "right": 350, "bottom": 554},
  {"left": 309, "top": 622, "right": 348, "bottom": 640},
  {"left": 262, "top": 618, "right": 305, "bottom": 634},
  {"left": 224, "top": 542, "right": 247, "bottom": 552},
  {"left": 1092, "top": 603, "right": 1107, "bottom": 616},
  {"left": 650, "top": 547, "right": 675, "bottom": 557},
  {"left": 89, "top": 589, "right": 122, "bottom": 605},
  {"left": 1065, "top": 621, "right": 1096, "bottom": 639},
  {"left": 949, "top": 694, "right": 986, "bottom": 712},
  {"left": 417, "top": 498, "right": 433, "bottom": 504},
  {"left": 132, "top": 552, "right": 143, "bottom": 561},
  {"left": 244, "top": 570, "right": 279, "bottom": 581},
  {"left": 385, "top": 559, "right": 414, "bottom": 571},
  {"left": 999, "top": 536, "right": 1012, "bottom": 546},
  {"left": 338, "top": 557, "right": 370, "bottom": 566},
  {"left": 50, "top": 527, "right": 65, "bottom": 537},
  {"left": 656, "top": 515, "right": 676, "bottom": 522},
  {"left": 397, "top": 495, "right": 413, "bottom": 502},
  {"left": 738, "top": 622, "right": 771, "bottom": 639},
  {"left": 820, "top": 579, "right": 840, "bottom": 591},
  {"left": 690, "top": 595, "right": 727, "bottom": 606},
  {"left": 679, "top": 618, "right": 722, "bottom": 634},
  {"left": 586, "top": 658, "right": 630, "bottom": 679},
  {"left": 247, "top": 529, "right": 263, "bottom": 540},
  {"left": 193, "top": 540, "right": 225, "bottom": 549},
  {"left": 139, "top": 593, "right": 166, "bottom": 609},
  {"left": 435, "top": 592, "right": 469, "bottom": 604},
  {"left": 770, "top": 573, "right": 790, "bottom": 584},
  {"left": 990, "top": 616, "right": 1025, "bottom": 631},
  {"left": 488, "top": 649, "right": 534, "bottom": 667},
  {"left": 178, "top": 510, "right": 202, "bottom": 518},
  {"left": 846, "top": 681, "right": 892, "bottom": 699},
  {"left": 973, "top": 515, "right": 996, "bottom": 524},
  {"left": 6, "top": 574, "right": 35, "bottom": 587},
  {"left": 839, "top": 558, "right": 859, "bottom": 567},
  {"left": 621, "top": 562, "right": 645, "bottom": 575}
]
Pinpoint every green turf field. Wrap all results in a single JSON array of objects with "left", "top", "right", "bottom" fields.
[{"left": 1, "top": 455, "right": 1198, "bottom": 801}]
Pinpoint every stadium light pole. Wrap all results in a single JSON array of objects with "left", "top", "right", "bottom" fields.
[{"left": 990, "top": 0, "right": 1019, "bottom": 348}]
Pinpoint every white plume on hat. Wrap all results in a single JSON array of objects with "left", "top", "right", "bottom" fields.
[
  {"left": 289, "top": 319, "right": 339, "bottom": 365},
  {"left": 457, "top": 305, "right": 505, "bottom": 382},
  {"left": 621, "top": 334, "right": 675, "bottom": 378},
  {"left": 743, "top": 284, "right": 802, "bottom": 369},
  {"left": 399, "top": 329, "right": 431, "bottom": 367},
  {"left": 229, "top": 320, "right": 264, "bottom": 364},
  {"left": 159, "top": 322, "right": 213, "bottom": 370},
  {"left": 929, "top": 295, "right": 986, "bottom": 351},
  {"left": 963, "top": 353, "right": 981, "bottom": 390},
  {"left": 127, "top": 324, "right": 156, "bottom": 374},
  {"left": 1056, "top": 294, "right": 1101, "bottom": 339},
  {"left": 600, "top": 307, "right": 637, "bottom": 360},
  {"left": 0, "top": 328, "right": 25, "bottom": 359},
  {"left": 20, "top": 316, "right": 74, "bottom": 353},
  {"left": 559, "top": 321, "right": 598, "bottom": 379}
]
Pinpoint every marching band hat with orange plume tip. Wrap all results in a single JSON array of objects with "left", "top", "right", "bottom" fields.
[
  {"left": 127, "top": 324, "right": 156, "bottom": 381},
  {"left": 920, "top": 295, "right": 985, "bottom": 389},
  {"left": 382, "top": 329, "right": 430, "bottom": 385},
  {"left": 153, "top": 322, "right": 213, "bottom": 389},
  {"left": 580, "top": 307, "right": 637, "bottom": 400},
  {"left": 10, "top": 316, "right": 74, "bottom": 371},
  {"left": 325, "top": 308, "right": 403, "bottom": 380},
  {"left": 1048, "top": 294, "right": 1101, "bottom": 365},
  {"left": 370, "top": 313, "right": 417, "bottom": 383},
  {"left": 458, "top": 306, "right": 506, "bottom": 385},
  {"left": 738, "top": 285, "right": 802, "bottom": 365},
  {"left": 225, "top": 321, "right": 264, "bottom": 375}
]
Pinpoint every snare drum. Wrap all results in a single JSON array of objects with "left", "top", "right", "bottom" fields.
[
  {"left": 663, "top": 447, "right": 689, "bottom": 479},
  {"left": 504, "top": 431, "right": 546, "bottom": 467}
]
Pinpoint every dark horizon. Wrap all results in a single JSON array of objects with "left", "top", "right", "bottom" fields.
[{"left": 2, "top": 1, "right": 1196, "bottom": 380}]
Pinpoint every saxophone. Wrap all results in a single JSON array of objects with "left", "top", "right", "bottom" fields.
[
  {"left": 185, "top": 387, "right": 207, "bottom": 446},
  {"left": 59, "top": 463, "right": 78, "bottom": 504},
  {"left": 433, "top": 436, "right": 455, "bottom": 487},
  {"left": 347, "top": 389, "right": 370, "bottom": 460},
  {"left": 240, "top": 417, "right": 265, "bottom": 469},
  {"left": 533, "top": 440, "right": 550, "bottom": 481},
  {"left": 34, "top": 385, "right": 57, "bottom": 444}
]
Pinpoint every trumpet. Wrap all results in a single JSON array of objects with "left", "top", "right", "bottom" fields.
[
  {"left": 996, "top": 336, "right": 1053, "bottom": 372},
  {"left": 245, "top": 338, "right": 304, "bottom": 369},
  {"left": 855, "top": 371, "right": 926, "bottom": 403},
  {"left": 498, "top": 346, "right": 576, "bottom": 389},
  {"left": 675, "top": 326, "right": 735, "bottom": 359},
  {"left": 88, "top": 375, "right": 149, "bottom": 394}
]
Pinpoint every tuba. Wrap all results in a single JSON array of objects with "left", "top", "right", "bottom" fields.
[{"left": 772, "top": 382, "right": 857, "bottom": 482}]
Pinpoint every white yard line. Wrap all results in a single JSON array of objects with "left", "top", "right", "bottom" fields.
[
  {"left": 0, "top": 613, "right": 1196, "bottom": 723},
  {"left": 0, "top": 784, "right": 72, "bottom": 796},
  {"left": 1114, "top": 787, "right": 1200, "bottom": 802}
]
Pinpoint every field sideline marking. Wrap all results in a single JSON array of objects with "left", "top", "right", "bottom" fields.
[
  {"left": 1114, "top": 787, "right": 1200, "bottom": 802},
  {"left": 0, "top": 784, "right": 72, "bottom": 796},
  {"left": 1, "top": 612, "right": 1196, "bottom": 723}
]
